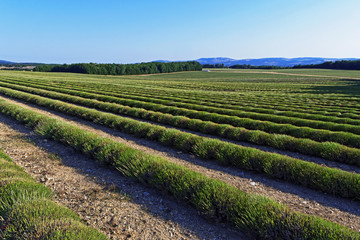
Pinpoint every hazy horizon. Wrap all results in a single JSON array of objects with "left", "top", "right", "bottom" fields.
[{"left": 2, "top": 0, "right": 360, "bottom": 64}]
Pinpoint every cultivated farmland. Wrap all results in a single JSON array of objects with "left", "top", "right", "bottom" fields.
[{"left": 0, "top": 69, "right": 360, "bottom": 239}]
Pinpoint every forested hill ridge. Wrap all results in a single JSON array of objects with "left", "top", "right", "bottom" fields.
[{"left": 34, "top": 61, "right": 202, "bottom": 75}]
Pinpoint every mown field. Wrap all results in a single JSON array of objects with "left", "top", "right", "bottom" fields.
[{"left": 0, "top": 68, "right": 360, "bottom": 239}]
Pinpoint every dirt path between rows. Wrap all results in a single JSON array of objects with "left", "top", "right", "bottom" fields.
[
  {"left": 0, "top": 115, "right": 246, "bottom": 239},
  {"left": 0, "top": 95, "right": 360, "bottom": 233}
]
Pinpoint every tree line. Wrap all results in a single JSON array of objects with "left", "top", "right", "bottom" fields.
[
  {"left": 34, "top": 61, "right": 202, "bottom": 75},
  {"left": 293, "top": 60, "right": 360, "bottom": 70}
]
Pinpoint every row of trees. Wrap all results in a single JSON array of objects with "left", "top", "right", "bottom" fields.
[
  {"left": 34, "top": 61, "right": 202, "bottom": 75},
  {"left": 293, "top": 60, "right": 360, "bottom": 70}
]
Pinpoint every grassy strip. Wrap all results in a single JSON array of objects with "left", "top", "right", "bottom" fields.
[
  {"left": 0, "top": 100, "right": 358, "bottom": 239},
  {"left": 1, "top": 80, "right": 360, "bottom": 150},
  {"left": 1, "top": 84, "right": 360, "bottom": 167},
  {"left": 0, "top": 151, "right": 107, "bottom": 239},
  {"left": 2, "top": 78, "right": 360, "bottom": 135},
  {"left": 1, "top": 91, "right": 360, "bottom": 201}
]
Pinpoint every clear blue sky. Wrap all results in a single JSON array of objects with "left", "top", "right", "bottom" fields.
[{"left": 1, "top": 0, "right": 359, "bottom": 63}]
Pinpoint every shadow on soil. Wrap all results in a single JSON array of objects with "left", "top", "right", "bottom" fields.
[
  {"left": 1, "top": 103, "right": 360, "bottom": 221},
  {"left": 0, "top": 114, "right": 247, "bottom": 240},
  {"left": 1, "top": 95, "right": 360, "bottom": 230}
]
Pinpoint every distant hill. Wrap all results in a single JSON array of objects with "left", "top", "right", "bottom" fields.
[
  {"left": 0, "top": 60, "right": 16, "bottom": 65},
  {"left": 195, "top": 57, "right": 359, "bottom": 67},
  {"left": 152, "top": 60, "right": 171, "bottom": 63},
  {"left": 0, "top": 60, "right": 45, "bottom": 66}
]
